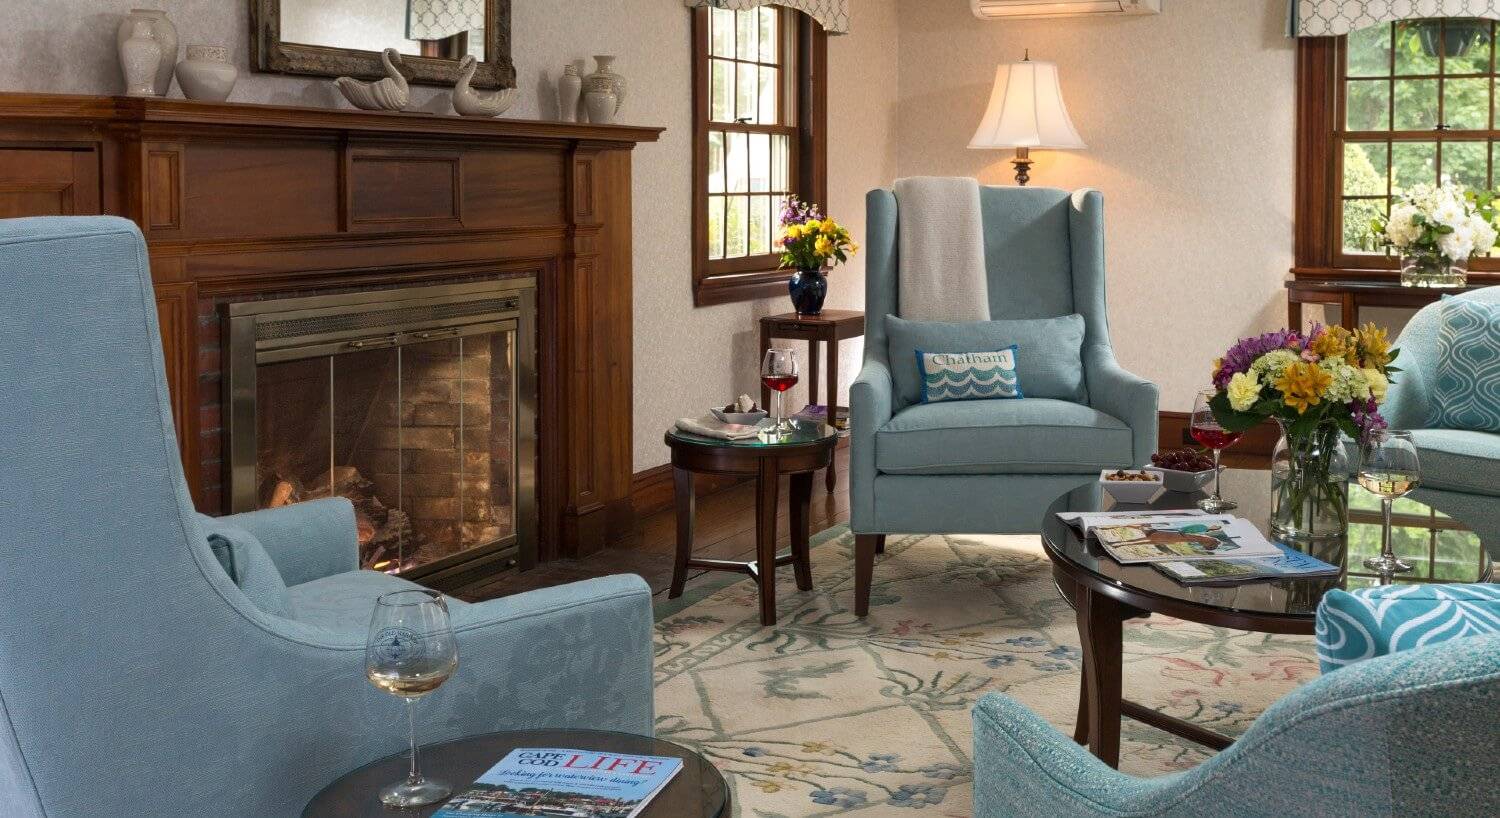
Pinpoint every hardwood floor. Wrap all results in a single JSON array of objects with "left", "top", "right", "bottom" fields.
[{"left": 450, "top": 448, "right": 852, "bottom": 603}]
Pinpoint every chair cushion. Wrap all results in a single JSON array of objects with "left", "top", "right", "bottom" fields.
[
  {"left": 886, "top": 314, "right": 1087, "bottom": 409},
  {"left": 1431, "top": 297, "right": 1500, "bottom": 432},
  {"left": 287, "top": 570, "right": 468, "bottom": 634},
  {"left": 1409, "top": 428, "right": 1500, "bottom": 497},
  {"left": 876, "top": 399, "right": 1132, "bottom": 475},
  {"left": 1315, "top": 583, "right": 1500, "bottom": 673},
  {"left": 917, "top": 347, "right": 1021, "bottom": 402},
  {"left": 195, "top": 513, "right": 293, "bottom": 618}
]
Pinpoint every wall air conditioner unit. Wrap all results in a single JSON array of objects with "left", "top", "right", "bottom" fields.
[{"left": 971, "top": 0, "right": 1161, "bottom": 20}]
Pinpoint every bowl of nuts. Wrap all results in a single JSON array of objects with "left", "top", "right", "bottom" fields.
[
  {"left": 712, "top": 394, "right": 769, "bottom": 426},
  {"left": 1098, "top": 468, "right": 1165, "bottom": 504},
  {"left": 1148, "top": 449, "right": 1220, "bottom": 493}
]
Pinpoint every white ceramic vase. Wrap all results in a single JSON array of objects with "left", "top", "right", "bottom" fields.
[
  {"left": 117, "top": 8, "right": 177, "bottom": 96},
  {"left": 557, "top": 63, "right": 582, "bottom": 123},
  {"left": 583, "top": 55, "right": 625, "bottom": 121},
  {"left": 119, "top": 20, "right": 161, "bottom": 97},
  {"left": 585, "top": 89, "right": 618, "bottom": 125},
  {"left": 175, "top": 45, "right": 237, "bottom": 102}
]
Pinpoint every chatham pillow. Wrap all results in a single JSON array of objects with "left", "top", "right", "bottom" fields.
[
  {"left": 886, "top": 314, "right": 1087, "bottom": 408},
  {"left": 916, "top": 347, "right": 1021, "bottom": 403},
  {"left": 1431, "top": 297, "right": 1500, "bottom": 432},
  {"left": 196, "top": 513, "right": 294, "bottom": 617},
  {"left": 1314, "top": 583, "right": 1500, "bottom": 674}
]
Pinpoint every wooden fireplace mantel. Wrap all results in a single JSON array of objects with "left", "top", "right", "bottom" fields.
[{"left": 0, "top": 92, "right": 663, "bottom": 563}]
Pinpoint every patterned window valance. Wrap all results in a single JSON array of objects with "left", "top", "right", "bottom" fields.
[
  {"left": 407, "top": 0, "right": 485, "bottom": 41},
  {"left": 683, "top": 0, "right": 850, "bottom": 35},
  {"left": 1291, "top": 1, "right": 1500, "bottom": 37}
]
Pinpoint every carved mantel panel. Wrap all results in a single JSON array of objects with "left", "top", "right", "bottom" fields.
[{"left": 0, "top": 93, "right": 662, "bottom": 563}]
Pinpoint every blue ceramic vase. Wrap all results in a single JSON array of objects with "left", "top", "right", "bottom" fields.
[{"left": 788, "top": 267, "right": 827, "bottom": 315}]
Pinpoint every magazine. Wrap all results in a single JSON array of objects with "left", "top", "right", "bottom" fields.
[
  {"left": 1056, "top": 508, "right": 1210, "bottom": 537},
  {"left": 795, "top": 403, "right": 849, "bottom": 430},
  {"left": 1153, "top": 542, "right": 1342, "bottom": 585},
  {"left": 433, "top": 748, "right": 683, "bottom": 818},
  {"left": 1092, "top": 517, "right": 1282, "bottom": 563}
]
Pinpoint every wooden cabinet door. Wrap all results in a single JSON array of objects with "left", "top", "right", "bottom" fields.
[{"left": 0, "top": 148, "right": 100, "bottom": 217}]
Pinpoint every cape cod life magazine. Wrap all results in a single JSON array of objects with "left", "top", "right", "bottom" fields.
[{"left": 433, "top": 748, "right": 683, "bottom": 818}]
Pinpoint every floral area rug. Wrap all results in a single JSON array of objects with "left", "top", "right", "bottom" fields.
[{"left": 652, "top": 526, "right": 1318, "bottom": 817}]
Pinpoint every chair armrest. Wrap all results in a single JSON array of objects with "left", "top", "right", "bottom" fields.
[
  {"left": 219, "top": 498, "right": 359, "bottom": 587},
  {"left": 972, "top": 694, "right": 1172, "bottom": 817},
  {"left": 850, "top": 357, "right": 894, "bottom": 531},
  {"left": 1084, "top": 348, "right": 1159, "bottom": 466}
]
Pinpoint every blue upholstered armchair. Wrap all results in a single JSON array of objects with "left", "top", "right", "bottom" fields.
[
  {"left": 850, "top": 186, "right": 1158, "bottom": 615},
  {"left": 0, "top": 217, "right": 654, "bottom": 817},
  {"left": 1380, "top": 286, "right": 1500, "bottom": 561}
]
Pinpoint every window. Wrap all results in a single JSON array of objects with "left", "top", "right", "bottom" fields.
[
  {"left": 1296, "top": 18, "right": 1500, "bottom": 279},
  {"left": 693, "top": 5, "right": 827, "bottom": 306}
]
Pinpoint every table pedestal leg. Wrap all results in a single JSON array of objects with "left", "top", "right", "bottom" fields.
[
  {"left": 790, "top": 472, "right": 814, "bottom": 591},
  {"left": 669, "top": 467, "right": 693, "bottom": 599},
  {"left": 1078, "top": 587, "right": 1124, "bottom": 768},
  {"left": 756, "top": 459, "right": 780, "bottom": 626}
]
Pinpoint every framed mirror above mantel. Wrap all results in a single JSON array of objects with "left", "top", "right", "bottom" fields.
[{"left": 251, "top": 0, "right": 515, "bottom": 89}]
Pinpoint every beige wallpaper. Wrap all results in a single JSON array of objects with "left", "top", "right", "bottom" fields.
[
  {"left": 0, "top": 0, "right": 901, "bottom": 472},
  {"left": 893, "top": 0, "right": 1298, "bottom": 412}
]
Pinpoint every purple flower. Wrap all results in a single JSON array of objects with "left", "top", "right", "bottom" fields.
[
  {"left": 778, "top": 195, "right": 821, "bottom": 227},
  {"left": 1352, "top": 397, "right": 1388, "bottom": 440},
  {"left": 1214, "top": 329, "right": 1304, "bottom": 389}
]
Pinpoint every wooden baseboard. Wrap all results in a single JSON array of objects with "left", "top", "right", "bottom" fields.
[{"left": 1159, "top": 410, "right": 1276, "bottom": 467}]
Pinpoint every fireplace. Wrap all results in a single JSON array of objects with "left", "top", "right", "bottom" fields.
[{"left": 224, "top": 280, "right": 537, "bottom": 579}]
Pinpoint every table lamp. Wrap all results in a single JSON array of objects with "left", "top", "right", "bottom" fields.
[{"left": 968, "top": 51, "right": 1086, "bottom": 185}]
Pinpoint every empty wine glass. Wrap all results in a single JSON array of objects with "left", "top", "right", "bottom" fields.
[
  {"left": 1358, "top": 430, "right": 1421, "bottom": 575},
  {"left": 1190, "top": 388, "right": 1241, "bottom": 512},
  {"left": 761, "top": 347, "right": 799, "bottom": 434},
  {"left": 366, "top": 589, "right": 459, "bottom": 807}
]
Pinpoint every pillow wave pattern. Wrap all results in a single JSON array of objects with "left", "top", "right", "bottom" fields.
[
  {"left": 1431, "top": 297, "right": 1500, "bottom": 432},
  {"left": 1315, "top": 583, "right": 1500, "bottom": 673},
  {"left": 917, "top": 347, "right": 1021, "bottom": 403}
]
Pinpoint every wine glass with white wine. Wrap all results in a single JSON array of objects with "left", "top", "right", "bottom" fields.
[
  {"left": 1357, "top": 430, "right": 1421, "bottom": 575},
  {"left": 366, "top": 589, "right": 459, "bottom": 807}
]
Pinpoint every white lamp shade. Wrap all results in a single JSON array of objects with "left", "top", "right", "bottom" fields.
[{"left": 968, "top": 60, "right": 1086, "bottom": 150}]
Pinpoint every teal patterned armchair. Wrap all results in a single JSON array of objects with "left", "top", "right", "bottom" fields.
[{"left": 1379, "top": 286, "right": 1500, "bottom": 561}]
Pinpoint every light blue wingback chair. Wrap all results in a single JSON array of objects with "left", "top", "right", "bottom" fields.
[
  {"left": 850, "top": 186, "right": 1158, "bottom": 615},
  {"left": 971, "top": 628, "right": 1500, "bottom": 816},
  {"left": 0, "top": 217, "right": 655, "bottom": 817},
  {"left": 1380, "top": 286, "right": 1500, "bottom": 561}
]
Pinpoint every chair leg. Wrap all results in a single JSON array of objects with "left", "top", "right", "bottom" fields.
[
  {"left": 854, "top": 533, "right": 879, "bottom": 617},
  {"left": 874, "top": 534, "right": 886, "bottom": 554}
]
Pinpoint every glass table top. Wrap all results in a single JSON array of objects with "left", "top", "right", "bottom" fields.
[
  {"left": 666, "top": 418, "right": 837, "bottom": 448},
  {"left": 1042, "top": 467, "right": 1493, "bottom": 621}
]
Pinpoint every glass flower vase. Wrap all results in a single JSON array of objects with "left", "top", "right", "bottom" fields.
[
  {"left": 1269, "top": 419, "right": 1350, "bottom": 545},
  {"left": 1400, "top": 252, "right": 1467, "bottom": 288}
]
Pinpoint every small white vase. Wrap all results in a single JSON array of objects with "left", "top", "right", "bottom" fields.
[
  {"left": 585, "top": 89, "right": 618, "bottom": 125},
  {"left": 120, "top": 21, "right": 161, "bottom": 97},
  {"left": 557, "top": 63, "right": 582, "bottom": 123},
  {"left": 175, "top": 45, "right": 237, "bottom": 102},
  {"left": 117, "top": 8, "right": 177, "bottom": 96}
]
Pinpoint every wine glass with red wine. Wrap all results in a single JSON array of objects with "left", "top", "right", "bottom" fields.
[
  {"left": 761, "top": 348, "right": 799, "bottom": 434},
  {"left": 1190, "top": 388, "right": 1241, "bottom": 512}
]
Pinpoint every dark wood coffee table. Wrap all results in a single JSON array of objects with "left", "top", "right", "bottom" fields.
[
  {"left": 666, "top": 419, "right": 838, "bottom": 625},
  {"left": 302, "top": 729, "right": 728, "bottom": 817},
  {"left": 1041, "top": 468, "right": 1492, "bottom": 768}
]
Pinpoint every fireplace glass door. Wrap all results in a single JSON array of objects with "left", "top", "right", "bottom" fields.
[{"left": 226, "top": 281, "right": 536, "bottom": 579}]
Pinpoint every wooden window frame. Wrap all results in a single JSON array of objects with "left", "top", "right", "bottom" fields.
[
  {"left": 692, "top": 6, "right": 828, "bottom": 307},
  {"left": 1295, "top": 23, "right": 1500, "bottom": 283}
]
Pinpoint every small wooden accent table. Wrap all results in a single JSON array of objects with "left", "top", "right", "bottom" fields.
[
  {"left": 666, "top": 422, "right": 838, "bottom": 626},
  {"left": 759, "top": 309, "right": 865, "bottom": 493},
  {"left": 1285, "top": 277, "right": 1492, "bottom": 331},
  {"left": 302, "top": 729, "right": 728, "bottom": 816}
]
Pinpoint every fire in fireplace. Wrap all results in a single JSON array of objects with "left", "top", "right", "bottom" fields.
[{"left": 224, "top": 280, "right": 536, "bottom": 580}]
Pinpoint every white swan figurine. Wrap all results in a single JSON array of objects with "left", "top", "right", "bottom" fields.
[
  {"left": 450, "top": 54, "right": 518, "bottom": 117},
  {"left": 335, "top": 48, "right": 410, "bottom": 111}
]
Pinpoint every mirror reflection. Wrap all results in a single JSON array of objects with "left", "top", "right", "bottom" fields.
[{"left": 280, "top": 0, "right": 486, "bottom": 61}]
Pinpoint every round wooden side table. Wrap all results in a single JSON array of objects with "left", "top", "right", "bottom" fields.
[
  {"left": 665, "top": 420, "right": 838, "bottom": 626},
  {"left": 303, "top": 729, "right": 728, "bottom": 817}
]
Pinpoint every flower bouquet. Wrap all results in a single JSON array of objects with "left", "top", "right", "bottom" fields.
[
  {"left": 779, "top": 196, "right": 857, "bottom": 315},
  {"left": 1370, "top": 182, "right": 1498, "bottom": 288},
  {"left": 1208, "top": 324, "right": 1399, "bottom": 543}
]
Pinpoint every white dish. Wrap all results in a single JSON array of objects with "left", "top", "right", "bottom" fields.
[
  {"left": 1152, "top": 465, "right": 1220, "bottom": 493},
  {"left": 1098, "top": 468, "right": 1165, "bottom": 504},
  {"left": 712, "top": 408, "right": 768, "bottom": 426}
]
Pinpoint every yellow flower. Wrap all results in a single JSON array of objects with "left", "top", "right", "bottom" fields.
[
  {"left": 1310, "top": 325, "right": 1356, "bottom": 365},
  {"left": 804, "top": 219, "right": 822, "bottom": 233},
  {"left": 1227, "top": 371, "right": 1262, "bottom": 412},
  {"left": 814, "top": 235, "right": 834, "bottom": 257},
  {"left": 820, "top": 220, "right": 839, "bottom": 235},
  {"left": 1362, "top": 367, "right": 1389, "bottom": 403},
  {"left": 1211, "top": 357, "right": 1224, "bottom": 382},
  {"left": 849, "top": 241, "right": 860, "bottom": 253},
  {"left": 1273, "top": 361, "right": 1334, "bottom": 414},
  {"left": 785, "top": 224, "right": 804, "bottom": 240},
  {"left": 1355, "top": 321, "right": 1392, "bottom": 368}
]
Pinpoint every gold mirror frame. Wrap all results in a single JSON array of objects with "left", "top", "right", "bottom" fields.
[{"left": 251, "top": 0, "right": 515, "bottom": 90}]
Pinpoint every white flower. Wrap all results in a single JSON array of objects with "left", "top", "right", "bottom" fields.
[
  {"left": 1469, "top": 213, "right": 1498, "bottom": 255},
  {"left": 1433, "top": 196, "right": 1468, "bottom": 230},
  {"left": 1439, "top": 223, "right": 1476, "bottom": 262},
  {"left": 1385, "top": 203, "right": 1421, "bottom": 248},
  {"left": 1227, "top": 372, "right": 1262, "bottom": 412},
  {"left": 1362, "top": 368, "right": 1389, "bottom": 403},
  {"left": 1321, "top": 359, "right": 1371, "bottom": 404}
]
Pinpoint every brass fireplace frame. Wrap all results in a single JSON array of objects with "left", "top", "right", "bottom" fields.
[{"left": 223, "top": 278, "right": 538, "bottom": 580}]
